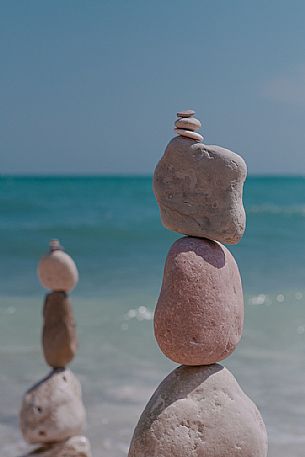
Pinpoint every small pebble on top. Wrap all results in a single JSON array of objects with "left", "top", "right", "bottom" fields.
[{"left": 174, "top": 109, "right": 203, "bottom": 142}]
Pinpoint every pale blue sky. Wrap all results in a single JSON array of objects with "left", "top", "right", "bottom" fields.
[{"left": 1, "top": 0, "right": 305, "bottom": 175}]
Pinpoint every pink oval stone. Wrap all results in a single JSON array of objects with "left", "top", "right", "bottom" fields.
[{"left": 154, "top": 237, "right": 244, "bottom": 365}]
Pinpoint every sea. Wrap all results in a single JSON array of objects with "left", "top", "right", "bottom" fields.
[{"left": 1, "top": 175, "right": 305, "bottom": 457}]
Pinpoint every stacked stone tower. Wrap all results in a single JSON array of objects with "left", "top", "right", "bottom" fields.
[
  {"left": 19, "top": 240, "right": 91, "bottom": 457},
  {"left": 128, "top": 111, "right": 268, "bottom": 456}
]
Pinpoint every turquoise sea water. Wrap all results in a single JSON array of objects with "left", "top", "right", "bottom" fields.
[{"left": 1, "top": 175, "right": 305, "bottom": 456}]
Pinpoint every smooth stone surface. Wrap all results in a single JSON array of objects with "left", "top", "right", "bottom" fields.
[
  {"left": 38, "top": 249, "right": 79, "bottom": 292},
  {"left": 128, "top": 364, "right": 268, "bottom": 457},
  {"left": 153, "top": 136, "right": 247, "bottom": 243},
  {"left": 23, "top": 436, "right": 92, "bottom": 457},
  {"left": 175, "top": 129, "right": 203, "bottom": 142},
  {"left": 177, "top": 109, "right": 195, "bottom": 118},
  {"left": 43, "top": 292, "right": 77, "bottom": 368},
  {"left": 20, "top": 369, "right": 86, "bottom": 444},
  {"left": 154, "top": 237, "right": 243, "bottom": 365},
  {"left": 175, "top": 117, "right": 201, "bottom": 131}
]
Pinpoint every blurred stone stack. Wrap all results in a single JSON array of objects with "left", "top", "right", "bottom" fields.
[
  {"left": 19, "top": 240, "right": 91, "bottom": 457},
  {"left": 128, "top": 111, "right": 268, "bottom": 456}
]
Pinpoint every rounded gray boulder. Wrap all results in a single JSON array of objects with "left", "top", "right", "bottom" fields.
[
  {"left": 20, "top": 369, "right": 86, "bottom": 444},
  {"left": 153, "top": 136, "right": 247, "bottom": 244},
  {"left": 128, "top": 364, "right": 268, "bottom": 457}
]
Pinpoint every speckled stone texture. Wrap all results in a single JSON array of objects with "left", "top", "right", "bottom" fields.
[
  {"left": 20, "top": 369, "right": 86, "bottom": 444},
  {"left": 128, "top": 364, "right": 268, "bottom": 457},
  {"left": 153, "top": 136, "right": 247, "bottom": 244},
  {"left": 42, "top": 292, "right": 77, "bottom": 368},
  {"left": 22, "top": 436, "right": 92, "bottom": 457},
  {"left": 154, "top": 236, "right": 243, "bottom": 365},
  {"left": 38, "top": 249, "right": 79, "bottom": 292}
]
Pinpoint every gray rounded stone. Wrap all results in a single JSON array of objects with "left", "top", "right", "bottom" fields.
[
  {"left": 177, "top": 109, "right": 195, "bottom": 118},
  {"left": 175, "top": 117, "right": 201, "bottom": 131},
  {"left": 38, "top": 248, "right": 79, "bottom": 292},
  {"left": 128, "top": 365, "right": 268, "bottom": 457},
  {"left": 153, "top": 136, "right": 247, "bottom": 244},
  {"left": 20, "top": 369, "right": 86, "bottom": 444},
  {"left": 175, "top": 129, "right": 204, "bottom": 142}
]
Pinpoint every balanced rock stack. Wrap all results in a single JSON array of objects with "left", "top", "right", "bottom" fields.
[
  {"left": 175, "top": 109, "right": 203, "bottom": 142},
  {"left": 19, "top": 240, "right": 91, "bottom": 457},
  {"left": 128, "top": 112, "right": 268, "bottom": 457}
]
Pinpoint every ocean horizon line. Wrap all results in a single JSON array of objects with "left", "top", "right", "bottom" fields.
[{"left": 2, "top": 173, "right": 305, "bottom": 179}]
